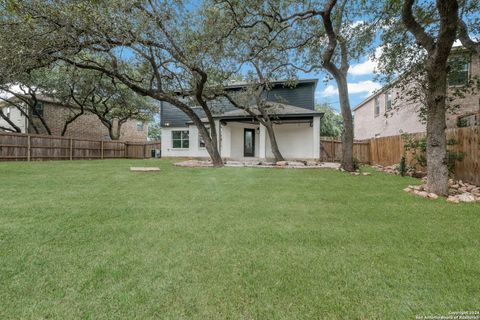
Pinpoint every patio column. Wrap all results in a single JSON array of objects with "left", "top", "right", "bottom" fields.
[
  {"left": 259, "top": 123, "right": 266, "bottom": 159},
  {"left": 313, "top": 116, "right": 321, "bottom": 160}
]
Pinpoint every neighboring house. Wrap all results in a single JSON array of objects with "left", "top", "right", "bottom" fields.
[
  {"left": 0, "top": 96, "right": 148, "bottom": 142},
  {"left": 160, "top": 79, "right": 323, "bottom": 160},
  {"left": 353, "top": 49, "right": 480, "bottom": 140}
]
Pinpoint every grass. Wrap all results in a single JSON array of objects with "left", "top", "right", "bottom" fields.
[{"left": 0, "top": 159, "right": 479, "bottom": 319}]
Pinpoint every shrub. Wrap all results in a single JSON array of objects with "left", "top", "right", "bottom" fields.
[
  {"left": 402, "top": 134, "right": 463, "bottom": 174},
  {"left": 399, "top": 156, "right": 407, "bottom": 177}
]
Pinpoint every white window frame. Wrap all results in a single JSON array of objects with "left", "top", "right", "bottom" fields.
[
  {"left": 374, "top": 97, "right": 380, "bottom": 117},
  {"left": 385, "top": 92, "right": 392, "bottom": 111},
  {"left": 172, "top": 130, "right": 189, "bottom": 149}
]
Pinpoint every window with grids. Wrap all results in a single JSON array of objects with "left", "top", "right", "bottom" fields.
[
  {"left": 172, "top": 130, "right": 189, "bottom": 148},
  {"left": 32, "top": 103, "right": 44, "bottom": 117},
  {"left": 385, "top": 92, "right": 392, "bottom": 111},
  {"left": 448, "top": 57, "right": 469, "bottom": 86},
  {"left": 374, "top": 97, "right": 380, "bottom": 117}
]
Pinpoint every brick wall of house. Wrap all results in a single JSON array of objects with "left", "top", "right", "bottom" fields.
[
  {"left": 354, "top": 52, "right": 480, "bottom": 140},
  {"left": 28, "top": 103, "right": 148, "bottom": 141}
]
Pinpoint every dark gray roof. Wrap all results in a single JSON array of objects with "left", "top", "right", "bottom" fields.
[
  {"left": 161, "top": 79, "right": 319, "bottom": 127},
  {"left": 197, "top": 103, "right": 322, "bottom": 122}
]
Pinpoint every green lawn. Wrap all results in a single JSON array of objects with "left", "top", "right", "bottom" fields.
[{"left": 0, "top": 159, "right": 479, "bottom": 319}]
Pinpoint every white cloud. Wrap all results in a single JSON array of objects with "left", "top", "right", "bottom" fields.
[
  {"left": 348, "top": 47, "right": 383, "bottom": 76},
  {"left": 320, "top": 80, "right": 382, "bottom": 97},
  {"left": 349, "top": 60, "right": 377, "bottom": 76}
]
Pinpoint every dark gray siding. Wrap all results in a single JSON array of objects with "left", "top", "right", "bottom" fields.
[{"left": 161, "top": 81, "right": 316, "bottom": 127}]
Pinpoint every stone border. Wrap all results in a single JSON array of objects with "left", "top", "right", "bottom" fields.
[{"left": 173, "top": 160, "right": 341, "bottom": 170}]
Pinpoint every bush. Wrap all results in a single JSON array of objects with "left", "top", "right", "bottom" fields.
[
  {"left": 399, "top": 156, "right": 407, "bottom": 177},
  {"left": 402, "top": 134, "right": 463, "bottom": 174}
]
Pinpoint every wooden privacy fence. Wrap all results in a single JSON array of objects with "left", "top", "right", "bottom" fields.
[
  {"left": 320, "top": 126, "right": 480, "bottom": 185},
  {"left": 320, "top": 137, "right": 370, "bottom": 163},
  {"left": 0, "top": 132, "right": 160, "bottom": 161}
]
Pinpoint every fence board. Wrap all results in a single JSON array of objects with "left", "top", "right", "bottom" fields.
[
  {"left": 0, "top": 132, "right": 160, "bottom": 161},
  {"left": 320, "top": 138, "right": 370, "bottom": 163},
  {"left": 321, "top": 127, "right": 479, "bottom": 185}
]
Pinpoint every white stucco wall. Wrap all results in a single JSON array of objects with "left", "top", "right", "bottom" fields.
[
  {"left": 265, "top": 123, "right": 315, "bottom": 159},
  {"left": 225, "top": 122, "right": 260, "bottom": 159},
  {"left": 0, "top": 106, "right": 28, "bottom": 133},
  {"left": 161, "top": 117, "right": 321, "bottom": 160},
  {"left": 161, "top": 126, "right": 210, "bottom": 158}
]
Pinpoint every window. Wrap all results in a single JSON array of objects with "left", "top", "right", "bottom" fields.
[
  {"left": 172, "top": 130, "right": 189, "bottom": 148},
  {"left": 448, "top": 57, "right": 469, "bottom": 86},
  {"left": 136, "top": 121, "right": 144, "bottom": 131},
  {"left": 374, "top": 97, "right": 380, "bottom": 117},
  {"left": 32, "top": 103, "right": 44, "bottom": 117},
  {"left": 199, "top": 127, "right": 210, "bottom": 148},
  {"left": 385, "top": 92, "right": 392, "bottom": 111}
]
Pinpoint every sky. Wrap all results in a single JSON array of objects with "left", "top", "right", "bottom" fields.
[{"left": 304, "top": 48, "right": 383, "bottom": 112}]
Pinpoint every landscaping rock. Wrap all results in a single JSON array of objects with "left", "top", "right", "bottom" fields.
[
  {"left": 458, "top": 193, "right": 476, "bottom": 203},
  {"left": 288, "top": 161, "right": 305, "bottom": 167},
  {"left": 174, "top": 160, "right": 213, "bottom": 167},
  {"left": 402, "top": 178, "right": 480, "bottom": 203},
  {"left": 350, "top": 172, "right": 360, "bottom": 176},
  {"left": 276, "top": 161, "right": 288, "bottom": 166},
  {"left": 362, "top": 172, "right": 371, "bottom": 176},
  {"left": 427, "top": 193, "right": 439, "bottom": 200},
  {"left": 447, "top": 196, "right": 460, "bottom": 204}
]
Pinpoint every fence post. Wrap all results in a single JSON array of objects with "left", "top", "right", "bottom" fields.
[
  {"left": 101, "top": 141, "right": 104, "bottom": 160},
  {"left": 332, "top": 137, "right": 335, "bottom": 162},
  {"left": 143, "top": 144, "right": 147, "bottom": 159},
  {"left": 27, "top": 135, "right": 31, "bottom": 162},
  {"left": 69, "top": 138, "right": 73, "bottom": 160}
]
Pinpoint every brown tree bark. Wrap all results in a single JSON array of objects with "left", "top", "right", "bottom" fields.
[
  {"left": 0, "top": 109, "right": 22, "bottom": 132},
  {"left": 264, "top": 119, "right": 285, "bottom": 162},
  {"left": 333, "top": 72, "right": 354, "bottom": 171},
  {"left": 319, "top": 0, "right": 355, "bottom": 171},
  {"left": 258, "top": 108, "right": 285, "bottom": 162},
  {"left": 425, "top": 70, "right": 449, "bottom": 195},
  {"left": 401, "top": 0, "right": 459, "bottom": 195}
]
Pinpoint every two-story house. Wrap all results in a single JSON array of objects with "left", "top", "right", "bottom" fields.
[
  {"left": 353, "top": 49, "right": 480, "bottom": 140},
  {"left": 160, "top": 79, "right": 323, "bottom": 160}
]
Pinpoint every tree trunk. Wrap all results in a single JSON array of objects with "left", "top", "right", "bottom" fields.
[
  {"left": 107, "top": 123, "right": 119, "bottom": 140},
  {"left": 335, "top": 73, "right": 354, "bottom": 171},
  {"left": 425, "top": 71, "right": 449, "bottom": 195},
  {"left": 264, "top": 120, "right": 284, "bottom": 162},
  {"left": 61, "top": 108, "right": 84, "bottom": 136},
  {"left": 33, "top": 110, "right": 52, "bottom": 135},
  {"left": 197, "top": 124, "right": 223, "bottom": 167},
  {"left": 0, "top": 109, "right": 22, "bottom": 132}
]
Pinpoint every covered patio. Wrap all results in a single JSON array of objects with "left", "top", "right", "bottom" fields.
[{"left": 213, "top": 104, "right": 323, "bottom": 161}]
